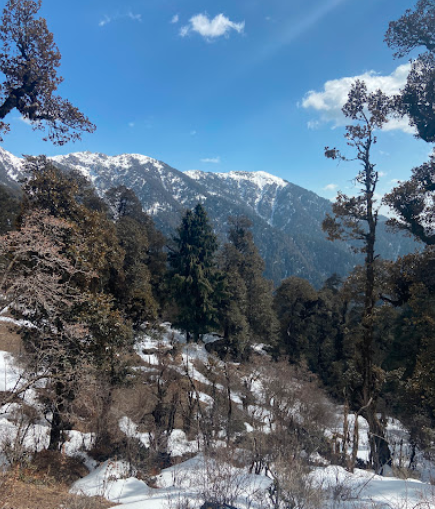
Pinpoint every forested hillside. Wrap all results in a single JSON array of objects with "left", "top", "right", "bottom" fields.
[
  {"left": 0, "top": 147, "right": 418, "bottom": 287},
  {"left": 2, "top": 0, "right": 435, "bottom": 508}
]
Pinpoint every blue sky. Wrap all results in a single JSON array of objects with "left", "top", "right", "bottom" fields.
[{"left": 1, "top": 0, "right": 431, "bottom": 202}]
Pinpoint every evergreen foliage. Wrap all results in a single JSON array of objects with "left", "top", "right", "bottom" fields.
[
  {"left": 105, "top": 186, "right": 167, "bottom": 325},
  {"left": 384, "top": 146, "right": 435, "bottom": 245},
  {"left": 0, "top": 182, "right": 20, "bottom": 233},
  {"left": 219, "top": 215, "right": 277, "bottom": 357},
  {"left": 168, "top": 203, "right": 223, "bottom": 341},
  {"left": 274, "top": 276, "right": 318, "bottom": 362}
]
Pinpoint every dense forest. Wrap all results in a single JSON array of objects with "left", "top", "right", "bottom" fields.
[{"left": 1, "top": 0, "right": 435, "bottom": 508}]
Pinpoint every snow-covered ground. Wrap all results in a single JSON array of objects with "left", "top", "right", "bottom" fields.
[
  {"left": 71, "top": 457, "right": 435, "bottom": 509},
  {"left": 2, "top": 324, "right": 435, "bottom": 509}
]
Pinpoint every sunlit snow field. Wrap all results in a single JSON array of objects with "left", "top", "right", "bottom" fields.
[{"left": 1, "top": 320, "right": 435, "bottom": 509}]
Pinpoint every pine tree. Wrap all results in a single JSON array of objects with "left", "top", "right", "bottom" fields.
[
  {"left": 274, "top": 276, "right": 318, "bottom": 362},
  {"left": 105, "top": 186, "right": 167, "bottom": 322},
  {"left": 219, "top": 215, "right": 277, "bottom": 356},
  {"left": 168, "top": 203, "right": 222, "bottom": 342}
]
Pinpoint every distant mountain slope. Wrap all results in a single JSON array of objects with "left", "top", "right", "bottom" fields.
[
  {"left": 0, "top": 148, "right": 418, "bottom": 286},
  {"left": 0, "top": 147, "right": 22, "bottom": 193}
]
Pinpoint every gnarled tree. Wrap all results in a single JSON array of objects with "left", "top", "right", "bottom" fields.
[
  {"left": 384, "top": 154, "right": 435, "bottom": 245},
  {"left": 385, "top": 0, "right": 435, "bottom": 142},
  {"left": 323, "top": 80, "right": 392, "bottom": 473},
  {"left": 0, "top": 0, "right": 95, "bottom": 144}
]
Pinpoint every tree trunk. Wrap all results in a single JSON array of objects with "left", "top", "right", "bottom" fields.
[
  {"left": 363, "top": 409, "right": 391, "bottom": 473},
  {"left": 48, "top": 386, "right": 66, "bottom": 451},
  {"left": 360, "top": 159, "right": 391, "bottom": 473}
]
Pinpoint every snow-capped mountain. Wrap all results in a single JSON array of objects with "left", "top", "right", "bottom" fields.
[
  {"left": 0, "top": 147, "right": 22, "bottom": 192},
  {"left": 0, "top": 149, "right": 417, "bottom": 286}
]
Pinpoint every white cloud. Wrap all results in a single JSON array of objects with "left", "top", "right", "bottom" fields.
[
  {"left": 99, "top": 15, "right": 111, "bottom": 27},
  {"left": 201, "top": 157, "right": 221, "bottom": 164},
  {"left": 127, "top": 11, "right": 142, "bottom": 22},
  {"left": 323, "top": 183, "right": 338, "bottom": 191},
  {"left": 307, "top": 120, "right": 321, "bottom": 130},
  {"left": 180, "top": 13, "right": 244, "bottom": 39},
  {"left": 302, "top": 64, "right": 415, "bottom": 134},
  {"left": 99, "top": 11, "right": 142, "bottom": 27},
  {"left": 171, "top": 14, "right": 179, "bottom": 24},
  {"left": 180, "top": 25, "right": 190, "bottom": 37}
]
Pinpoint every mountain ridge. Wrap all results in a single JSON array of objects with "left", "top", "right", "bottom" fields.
[{"left": 0, "top": 148, "right": 418, "bottom": 286}]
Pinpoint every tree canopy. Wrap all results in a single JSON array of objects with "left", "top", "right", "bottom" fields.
[
  {"left": 168, "top": 203, "right": 222, "bottom": 342},
  {"left": 385, "top": 0, "right": 435, "bottom": 142},
  {"left": 0, "top": 0, "right": 95, "bottom": 144}
]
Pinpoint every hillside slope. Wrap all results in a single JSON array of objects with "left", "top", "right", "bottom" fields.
[{"left": 0, "top": 149, "right": 418, "bottom": 286}]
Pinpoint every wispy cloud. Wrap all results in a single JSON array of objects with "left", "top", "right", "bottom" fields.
[
  {"left": 171, "top": 14, "right": 179, "bottom": 24},
  {"left": 323, "top": 183, "right": 338, "bottom": 191},
  {"left": 201, "top": 157, "right": 221, "bottom": 164},
  {"left": 180, "top": 13, "right": 244, "bottom": 40},
  {"left": 302, "top": 64, "right": 415, "bottom": 134},
  {"left": 307, "top": 120, "right": 321, "bottom": 130},
  {"left": 190, "top": 130, "right": 197, "bottom": 136},
  {"left": 128, "top": 11, "right": 142, "bottom": 22},
  {"left": 99, "top": 11, "right": 142, "bottom": 27},
  {"left": 99, "top": 15, "right": 111, "bottom": 27},
  {"left": 128, "top": 122, "right": 135, "bottom": 128}
]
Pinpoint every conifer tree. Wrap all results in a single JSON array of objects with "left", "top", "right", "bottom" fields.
[
  {"left": 168, "top": 203, "right": 222, "bottom": 342},
  {"left": 323, "top": 80, "right": 392, "bottom": 472},
  {"left": 274, "top": 276, "right": 318, "bottom": 362},
  {"left": 105, "top": 186, "right": 167, "bottom": 325},
  {"left": 218, "top": 220, "right": 250, "bottom": 357},
  {"left": 219, "top": 215, "right": 277, "bottom": 355},
  {"left": 0, "top": 183, "right": 20, "bottom": 233}
]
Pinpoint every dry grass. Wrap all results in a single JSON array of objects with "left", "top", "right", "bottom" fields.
[
  {"left": 0, "top": 320, "right": 22, "bottom": 355},
  {"left": 0, "top": 467, "right": 114, "bottom": 509}
]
